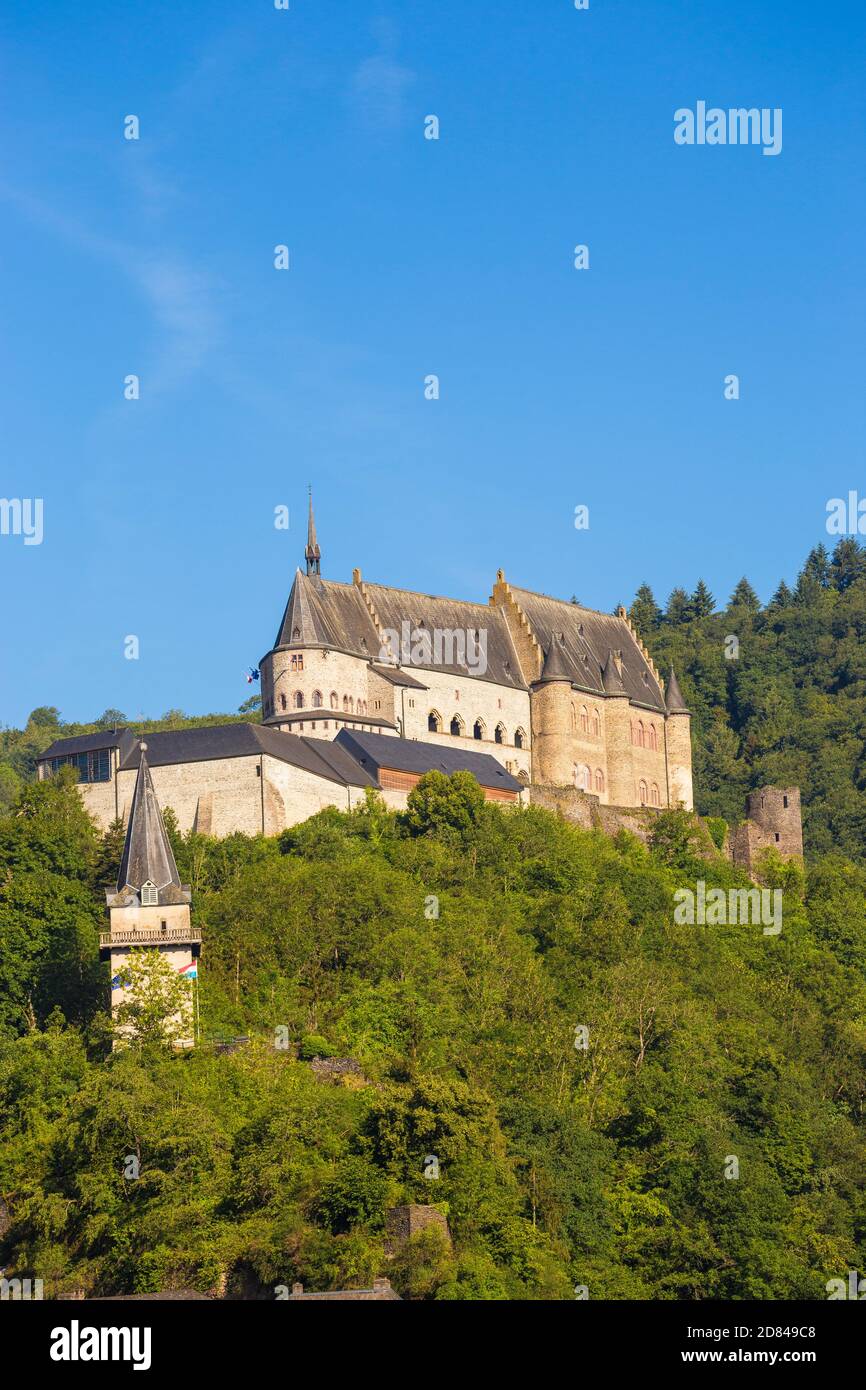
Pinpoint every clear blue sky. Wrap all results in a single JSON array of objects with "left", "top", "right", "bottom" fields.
[{"left": 1, "top": 0, "right": 863, "bottom": 728}]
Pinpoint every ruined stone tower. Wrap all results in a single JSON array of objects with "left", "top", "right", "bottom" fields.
[{"left": 729, "top": 786, "right": 804, "bottom": 872}]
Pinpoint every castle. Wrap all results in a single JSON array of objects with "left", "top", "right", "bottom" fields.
[{"left": 37, "top": 495, "right": 696, "bottom": 836}]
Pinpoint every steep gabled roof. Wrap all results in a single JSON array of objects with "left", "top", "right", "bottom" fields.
[
  {"left": 503, "top": 584, "right": 665, "bottom": 711},
  {"left": 361, "top": 581, "right": 526, "bottom": 689}
]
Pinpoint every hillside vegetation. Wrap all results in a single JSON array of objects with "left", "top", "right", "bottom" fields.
[{"left": 1, "top": 770, "right": 865, "bottom": 1299}]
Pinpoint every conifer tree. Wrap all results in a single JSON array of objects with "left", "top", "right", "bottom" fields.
[
  {"left": 664, "top": 588, "right": 690, "bottom": 624},
  {"left": 728, "top": 578, "right": 760, "bottom": 611},
  {"left": 629, "top": 584, "right": 661, "bottom": 637},
  {"left": 688, "top": 580, "right": 715, "bottom": 619}
]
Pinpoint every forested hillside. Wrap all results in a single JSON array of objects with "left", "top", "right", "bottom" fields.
[
  {"left": 1, "top": 769, "right": 865, "bottom": 1299},
  {"left": 627, "top": 538, "right": 866, "bottom": 862}
]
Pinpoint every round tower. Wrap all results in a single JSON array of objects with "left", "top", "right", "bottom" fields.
[{"left": 663, "top": 666, "right": 693, "bottom": 810}]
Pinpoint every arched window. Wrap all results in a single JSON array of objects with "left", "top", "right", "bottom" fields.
[
  {"left": 280, "top": 693, "right": 287, "bottom": 711},
  {"left": 348, "top": 696, "right": 354, "bottom": 713},
  {"left": 450, "top": 715, "right": 464, "bottom": 737},
  {"left": 428, "top": 711, "right": 442, "bottom": 732},
  {"left": 517, "top": 769, "right": 529, "bottom": 785},
  {"left": 592, "top": 709, "right": 600, "bottom": 737},
  {"left": 572, "top": 764, "right": 591, "bottom": 791},
  {"left": 473, "top": 719, "right": 485, "bottom": 740},
  {"left": 514, "top": 727, "right": 525, "bottom": 749},
  {"left": 293, "top": 691, "right": 304, "bottom": 709},
  {"left": 580, "top": 706, "right": 589, "bottom": 734},
  {"left": 637, "top": 720, "right": 645, "bottom": 748},
  {"left": 595, "top": 768, "right": 605, "bottom": 793},
  {"left": 312, "top": 690, "right": 323, "bottom": 708},
  {"left": 330, "top": 691, "right": 338, "bottom": 710},
  {"left": 647, "top": 723, "right": 657, "bottom": 751},
  {"left": 495, "top": 723, "right": 506, "bottom": 744},
  {"left": 638, "top": 779, "right": 648, "bottom": 805},
  {"left": 650, "top": 783, "right": 661, "bottom": 806},
  {"left": 571, "top": 703, "right": 577, "bottom": 735}
]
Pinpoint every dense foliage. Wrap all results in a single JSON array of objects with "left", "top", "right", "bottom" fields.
[
  {"left": 627, "top": 538, "right": 866, "bottom": 862},
  {"left": 1, "top": 770, "right": 865, "bottom": 1300}
]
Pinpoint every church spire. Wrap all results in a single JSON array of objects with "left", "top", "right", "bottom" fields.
[
  {"left": 305, "top": 487, "right": 321, "bottom": 576},
  {"left": 116, "top": 743, "right": 183, "bottom": 900}
]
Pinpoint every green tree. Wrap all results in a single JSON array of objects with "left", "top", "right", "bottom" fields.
[{"left": 113, "top": 950, "right": 194, "bottom": 1049}]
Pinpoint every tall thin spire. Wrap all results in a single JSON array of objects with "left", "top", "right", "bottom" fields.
[
  {"left": 116, "top": 743, "right": 183, "bottom": 899},
  {"left": 305, "top": 486, "right": 321, "bottom": 576}
]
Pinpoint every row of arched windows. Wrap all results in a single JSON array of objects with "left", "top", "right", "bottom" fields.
[
  {"left": 278, "top": 691, "right": 369, "bottom": 715},
  {"left": 428, "top": 711, "right": 525, "bottom": 747},
  {"left": 572, "top": 705, "right": 601, "bottom": 737},
  {"left": 573, "top": 765, "right": 605, "bottom": 793},
  {"left": 638, "top": 781, "right": 662, "bottom": 806},
  {"left": 631, "top": 720, "right": 658, "bottom": 750}
]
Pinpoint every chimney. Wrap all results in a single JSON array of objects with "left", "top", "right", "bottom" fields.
[
  {"left": 292, "top": 1282, "right": 304, "bottom": 1295},
  {"left": 372, "top": 1277, "right": 391, "bottom": 1292}
]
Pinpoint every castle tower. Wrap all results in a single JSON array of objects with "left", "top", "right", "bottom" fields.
[
  {"left": 100, "top": 744, "right": 201, "bottom": 1047},
  {"left": 730, "top": 786, "right": 803, "bottom": 871},
  {"left": 530, "top": 635, "right": 575, "bottom": 785},
  {"left": 305, "top": 487, "right": 321, "bottom": 578},
  {"left": 663, "top": 666, "right": 693, "bottom": 810},
  {"left": 600, "top": 649, "right": 634, "bottom": 805}
]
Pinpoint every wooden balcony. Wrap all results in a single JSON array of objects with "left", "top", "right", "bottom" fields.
[{"left": 99, "top": 926, "right": 202, "bottom": 947}]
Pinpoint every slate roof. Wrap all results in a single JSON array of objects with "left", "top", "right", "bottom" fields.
[
  {"left": 40, "top": 729, "right": 137, "bottom": 760},
  {"left": 368, "top": 664, "right": 429, "bottom": 690},
  {"left": 506, "top": 584, "right": 666, "bottom": 712},
  {"left": 335, "top": 728, "right": 523, "bottom": 793},
  {"left": 362, "top": 580, "right": 526, "bottom": 688},
  {"left": 273, "top": 571, "right": 381, "bottom": 654},
  {"left": 113, "top": 749, "right": 190, "bottom": 906},
  {"left": 119, "top": 724, "right": 377, "bottom": 789},
  {"left": 664, "top": 665, "right": 690, "bottom": 714}
]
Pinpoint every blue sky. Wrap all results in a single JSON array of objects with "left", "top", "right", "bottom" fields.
[{"left": 1, "top": 0, "right": 863, "bottom": 728}]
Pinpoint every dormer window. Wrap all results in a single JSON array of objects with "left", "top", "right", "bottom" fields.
[{"left": 141, "top": 881, "right": 158, "bottom": 906}]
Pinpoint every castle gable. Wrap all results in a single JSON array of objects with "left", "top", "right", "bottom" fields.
[{"left": 504, "top": 584, "right": 666, "bottom": 712}]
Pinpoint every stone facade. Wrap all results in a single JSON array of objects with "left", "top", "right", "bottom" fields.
[{"left": 729, "top": 787, "right": 804, "bottom": 871}]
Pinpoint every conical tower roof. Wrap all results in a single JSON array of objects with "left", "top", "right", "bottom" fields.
[
  {"left": 115, "top": 745, "right": 184, "bottom": 900},
  {"left": 664, "top": 665, "right": 690, "bottom": 714},
  {"left": 601, "top": 649, "right": 626, "bottom": 695},
  {"left": 537, "top": 633, "right": 572, "bottom": 683}
]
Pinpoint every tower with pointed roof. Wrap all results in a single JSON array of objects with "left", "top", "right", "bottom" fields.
[
  {"left": 663, "top": 665, "right": 693, "bottom": 809},
  {"left": 305, "top": 487, "right": 321, "bottom": 577},
  {"left": 100, "top": 743, "right": 201, "bottom": 1047}
]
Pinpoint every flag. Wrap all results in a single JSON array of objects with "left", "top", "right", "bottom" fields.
[
  {"left": 179, "top": 961, "right": 198, "bottom": 979},
  {"left": 111, "top": 974, "right": 122, "bottom": 990},
  {"left": 244, "top": 667, "right": 260, "bottom": 684}
]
